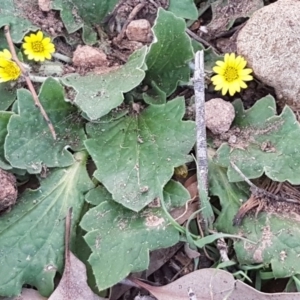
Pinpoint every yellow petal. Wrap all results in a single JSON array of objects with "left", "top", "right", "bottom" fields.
[
  {"left": 239, "top": 68, "right": 252, "bottom": 76},
  {"left": 224, "top": 53, "right": 230, "bottom": 64},
  {"left": 234, "top": 56, "right": 242, "bottom": 68},
  {"left": 233, "top": 81, "right": 241, "bottom": 93},
  {"left": 215, "top": 60, "right": 225, "bottom": 68},
  {"left": 0, "top": 49, "right": 12, "bottom": 60},
  {"left": 45, "top": 45, "right": 55, "bottom": 52},
  {"left": 238, "top": 80, "right": 247, "bottom": 89},
  {"left": 24, "top": 36, "right": 31, "bottom": 43},
  {"left": 44, "top": 53, "right": 51, "bottom": 60},
  {"left": 221, "top": 83, "right": 229, "bottom": 95},
  {"left": 36, "top": 31, "right": 43, "bottom": 41},
  {"left": 0, "top": 59, "right": 9, "bottom": 67},
  {"left": 42, "top": 37, "right": 51, "bottom": 45},
  {"left": 213, "top": 66, "right": 225, "bottom": 74},
  {"left": 211, "top": 75, "right": 224, "bottom": 85},
  {"left": 22, "top": 44, "right": 30, "bottom": 50},
  {"left": 214, "top": 84, "right": 223, "bottom": 91},
  {"left": 238, "top": 59, "right": 247, "bottom": 69},
  {"left": 229, "top": 84, "right": 236, "bottom": 96},
  {"left": 241, "top": 74, "right": 253, "bottom": 81},
  {"left": 228, "top": 53, "right": 236, "bottom": 66}
]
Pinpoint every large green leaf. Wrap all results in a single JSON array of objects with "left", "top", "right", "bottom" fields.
[
  {"left": 214, "top": 95, "right": 300, "bottom": 184},
  {"left": 211, "top": 157, "right": 300, "bottom": 279},
  {"left": 145, "top": 9, "right": 194, "bottom": 96},
  {"left": 0, "top": 111, "right": 12, "bottom": 169},
  {"left": 85, "top": 97, "right": 195, "bottom": 211},
  {"left": 81, "top": 180, "right": 190, "bottom": 290},
  {"left": 0, "top": 0, "right": 38, "bottom": 42},
  {"left": 5, "top": 78, "right": 86, "bottom": 174},
  {"left": 61, "top": 47, "right": 147, "bottom": 121},
  {"left": 0, "top": 152, "right": 94, "bottom": 297}
]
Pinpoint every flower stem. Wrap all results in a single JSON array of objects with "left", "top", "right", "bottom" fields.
[
  {"left": 52, "top": 52, "right": 72, "bottom": 63},
  {"left": 4, "top": 25, "right": 57, "bottom": 140}
]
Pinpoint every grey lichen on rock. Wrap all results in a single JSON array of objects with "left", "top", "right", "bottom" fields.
[
  {"left": 236, "top": 0, "right": 300, "bottom": 107},
  {"left": 0, "top": 169, "right": 17, "bottom": 212}
]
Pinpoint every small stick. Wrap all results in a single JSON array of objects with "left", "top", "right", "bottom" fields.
[
  {"left": 230, "top": 161, "right": 299, "bottom": 205},
  {"left": 4, "top": 25, "right": 56, "bottom": 140},
  {"left": 186, "top": 28, "right": 219, "bottom": 53},
  {"left": 114, "top": 1, "right": 146, "bottom": 43},
  {"left": 52, "top": 52, "right": 72, "bottom": 63}
]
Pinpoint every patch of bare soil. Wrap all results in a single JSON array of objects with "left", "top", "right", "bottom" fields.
[{"left": 16, "top": 0, "right": 64, "bottom": 36}]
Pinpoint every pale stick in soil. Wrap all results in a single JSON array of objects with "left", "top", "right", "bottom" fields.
[{"left": 194, "top": 50, "right": 208, "bottom": 209}]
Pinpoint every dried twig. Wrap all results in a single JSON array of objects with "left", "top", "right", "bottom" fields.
[
  {"left": 230, "top": 161, "right": 300, "bottom": 225},
  {"left": 186, "top": 28, "right": 219, "bottom": 53},
  {"left": 4, "top": 25, "right": 56, "bottom": 140},
  {"left": 114, "top": 1, "right": 147, "bottom": 43},
  {"left": 230, "top": 161, "right": 299, "bottom": 205}
]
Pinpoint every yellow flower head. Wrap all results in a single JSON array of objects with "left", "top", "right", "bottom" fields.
[
  {"left": 22, "top": 31, "right": 55, "bottom": 62},
  {"left": 0, "top": 49, "right": 21, "bottom": 82},
  {"left": 211, "top": 53, "right": 253, "bottom": 96}
]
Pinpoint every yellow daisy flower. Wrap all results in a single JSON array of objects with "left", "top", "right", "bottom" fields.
[
  {"left": 0, "top": 49, "right": 21, "bottom": 82},
  {"left": 211, "top": 53, "right": 253, "bottom": 96},
  {"left": 22, "top": 31, "right": 55, "bottom": 62}
]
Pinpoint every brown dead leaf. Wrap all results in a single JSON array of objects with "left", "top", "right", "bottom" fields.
[
  {"left": 132, "top": 268, "right": 300, "bottom": 300},
  {"left": 184, "top": 174, "right": 198, "bottom": 200},
  {"left": 169, "top": 174, "right": 199, "bottom": 225},
  {"left": 49, "top": 208, "right": 106, "bottom": 300},
  {"left": 49, "top": 252, "right": 104, "bottom": 300},
  {"left": 1, "top": 288, "right": 47, "bottom": 300}
]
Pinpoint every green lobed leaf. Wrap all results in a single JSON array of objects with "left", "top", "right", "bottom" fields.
[
  {"left": 85, "top": 97, "right": 195, "bottom": 212},
  {"left": 5, "top": 78, "right": 86, "bottom": 174},
  {"left": 80, "top": 180, "right": 190, "bottom": 290},
  {"left": 145, "top": 9, "right": 194, "bottom": 96},
  {"left": 214, "top": 95, "right": 300, "bottom": 184},
  {"left": 143, "top": 81, "right": 166, "bottom": 105},
  {"left": 51, "top": 0, "right": 118, "bottom": 44},
  {"left": 0, "top": 111, "right": 13, "bottom": 169},
  {"left": 211, "top": 157, "right": 300, "bottom": 279},
  {"left": 168, "top": 0, "right": 198, "bottom": 20},
  {"left": 0, "top": 0, "right": 38, "bottom": 42},
  {"left": 61, "top": 47, "right": 147, "bottom": 121},
  {"left": 0, "top": 152, "right": 94, "bottom": 297}
]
